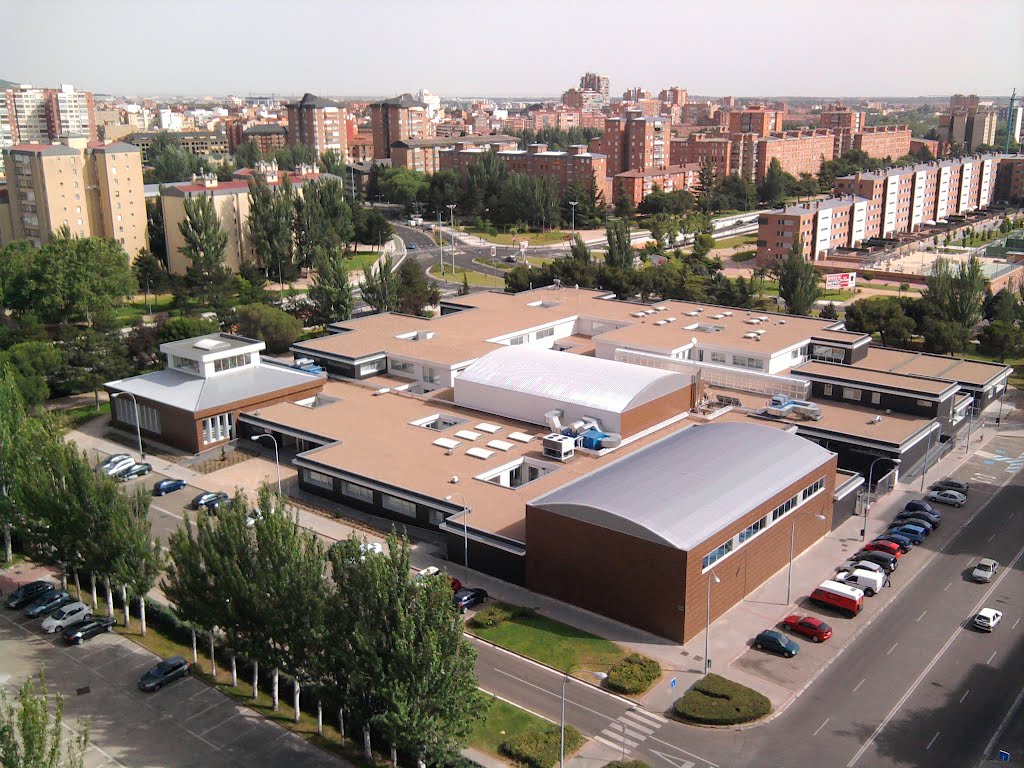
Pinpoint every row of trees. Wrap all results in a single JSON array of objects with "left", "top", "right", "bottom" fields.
[{"left": 163, "top": 494, "right": 482, "bottom": 765}]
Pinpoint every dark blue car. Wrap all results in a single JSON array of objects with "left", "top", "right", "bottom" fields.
[
  {"left": 153, "top": 478, "right": 187, "bottom": 496},
  {"left": 888, "top": 524, "right": 926, "bottom": 544},
  {"left": 754, "top": 629, "right": 799, "bottom": 658}
]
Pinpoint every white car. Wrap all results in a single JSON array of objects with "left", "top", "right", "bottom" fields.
[
  {"left": 102, "top": 456, "right": 135, "bottom": 476},
  {"left": 926, "top": 489, "right": 966, "bottom": 508},
  {"left": 974, "top": 608, "right": 1003, "bottom": 632},
  {"left": 837, "top": 559, "right": 886, "bottom": 577},
  {"left": 834, "top": 568, "right": 885, "bottom": 597},
  {"left": 41, "top": 601, "right": 92, "bottom": 633},
  {"left": 972, "top": 558, "right": 999, "bottom": 583}
]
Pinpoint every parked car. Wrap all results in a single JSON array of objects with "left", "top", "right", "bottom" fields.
[
  {"left": 191, "top": 491, "right": 229, "bottom": 511},
  {"left": 781, "top": 615, "right": 832, "bottom": 643},
  {"left": 5, "top": 581, "right": 55, "bottom": 609},
  {"left": 863, "top": 540, "right": 902, "bottom": 558},
  {"left": 895, "top": 509, "right": 941, "bottom": 528},
  {"left": 873, "top": 533, "right": 913, "bottom": 553},
  {"left": 974, "top": 608, "right": 1003, "bottom": 632},
  {"left": 891, "top": 519, "right": 931, "bottom": 536},
  {"left": 62, "top": 615, "right": 117, "bottom": 645},
  {"left": 24, "top": 589, "right": 73, "bottom": 619},
  {"left": 838, "top": 559, "right": 886, "bottom": 577},
  {"left": 138, "top": 656, "right": 191, "bottom": 691},
  {"left": 406, "top": 242, "right": 417, "bottom": 250},
  {"left": 835, "top": 568, "right": 885, "bottom": 596},
  {"left": 416, "top": 566, "right": 462, "bottom": 592},
  {"left": 852, "top": 550, "right": 899, "bottom": 572},
  {"left": 926, "top": 489, "right": 966, "bottom": 508},
  {"left": 886, "top": 525, "right": 926, "bottom": 545},
  {"left": 932, "top": 479, "right": 969, "bottom": 494},
  {"left": 904, "top": 500, "right": 939, "bottom": 515},
  {"left": 102, "top": 456, "right": 135, "bottom": 476},
  {"left": 153, "top": 478, "right": 187, "bottom": 496},
  {"left": 809, "top": 580, "right": 865, "bottom": 618},
  {"left": 453, "top": 588, "right": 488, "bottom": 614},
  {"left": 972, "top": 558, "right": 999, "bottom": 583},
  {"left": 41, "top": 601, "right": 91, "bottom": 634},
  {"left": 117, "top": 462, "right": 152, "bottom": 481},
  {"left": 753, "top": 629, "right": 800, "bottom": 657}
]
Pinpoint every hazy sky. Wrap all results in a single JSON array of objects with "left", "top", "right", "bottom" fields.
[{"left": 2, "top": 0, "right": 1021, "bottom": 99}]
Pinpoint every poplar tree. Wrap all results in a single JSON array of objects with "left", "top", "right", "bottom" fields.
[{"left": 0, "top": 672, "right": 89, "bottom": 768}]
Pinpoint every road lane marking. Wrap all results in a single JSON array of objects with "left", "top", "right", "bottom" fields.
[
  {"left": 647, "top": 736, "right": 719, "bottom": 768},
  {"left": 596, "top": 735, "right": 628, "bottom": 752},
  {"left": 621, "top": 719, "right": 655, "bottom": 735},
  {"left": 916, "top": 610, "right": 927, "bottom": 622},
  {"left": 626, "top": 708, "right": 668, "bottom": 725},
  {"left": 887, "top": 642, "right": 899, "bottom": 655},
  {"left": 477, "top": 687, "right": 554, "bottom": 724},
  {"left": 988, "top": 533, "right": 997, "bottom": 542},
  {"left": 853, "top": 678, "right": 866, "bottom": 693},
  {"left": 600, "top": 729, "right": 639, "bottom": 747},
  {"left": 493, "top": 668, "right": 622, "bottom": 723},
  {"left": 960, "top": 689, "right": 970, "bottom": 704},
  {"left": 988, "top": 651, "right": 998, "bottom": 664},
  {"left": 649, "top": 746, "right": 699, "bottom": 768},
  {"left": 813, "top": 717, "right": 830, "bottom": 736},
  {"left": 847, "top": 539, "right": 1024, "bottom": 767},
  {"left": 1014, "top": 618, "right": 1021, "bottom": 630},
  {"left": 927, "top": 731, "right": 940, "bottom": 750},
  {"left": 983, "top": 685, "right": 1024, "bottom": 762},
  {"left": 944, "top": 582, "right": 953, "bottom": 591}
]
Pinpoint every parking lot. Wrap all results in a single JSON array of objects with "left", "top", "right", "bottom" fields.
[{"left": 0, "top": 607, "right": 340, "bottom": 768}]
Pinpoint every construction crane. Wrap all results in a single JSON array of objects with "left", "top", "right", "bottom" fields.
[{"left": 1007, "top": 87, "right": 1017, "bottom": 154}]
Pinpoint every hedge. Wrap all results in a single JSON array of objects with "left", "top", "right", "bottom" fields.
[
  {"left": 500, "top": 724, "right": 584, "bottom": 768},
  {"left": 468, "top": 601, "right": 536, "bottom": 630},
  {"left": 605, "top": 653, "right": 660, "bottom": 695},
  {"left": 604, "top": 761, "right": 651, "bottom": 768},
  {"left": 672, "top": 674, "right": 771, "bottom": 725}
]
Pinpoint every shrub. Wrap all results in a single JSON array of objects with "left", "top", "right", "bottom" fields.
[
  {"left": 604, "top": 762, "right": 651, "bottom": 768},
  {"left": 500, "top": 724, "right": 584, "bottom": 768},
  {"left": 142, "top": 597, "right": 197, "bottom": 646},
  {"left": 672, "top": 673, "right": 771, "bottom": 725},
  {"left": 234, "top": 303, "right": 302, "bottom": 353},
  {"left": 605, "top": 653, "right": 661, "bottom": 695},
  {"left": 468, "top": 601, "right": 536, "bottom": 630}
]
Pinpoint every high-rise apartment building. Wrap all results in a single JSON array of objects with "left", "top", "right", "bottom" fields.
[
  {"left": 670, "top": 134, "right": 732, "bottom": 179},
  {"left": 818, "top": 103, "right": 866, "bottom": 132},
  {"left": 370, "top": 94, "right": 431, "bottom": 160},
  {"left": 579, "top": 73, "right": 610, "bottom": 106},
  {"left": 597, "top": 110, "right": 667, "bottom": 177},
  {"left": 286, "top": 93, "right": 347, "bottom": 157},
  {"left": 939, "top": 107, "right": 998, "bottom": 152},
  {"left": 727, "top": 105, "right": 783, "bottom": 137},
  {"left": 755, "top": 130, "right": 835, "bottom": 182},
  {"left": 1, "top": 83, "right": 97, "bottom": 148},
  {"left": 660, "top": 87, "right": 688, "bottom": 108},
  {"left": 1, "top": 139, "right": 146, "bottom": 254}
]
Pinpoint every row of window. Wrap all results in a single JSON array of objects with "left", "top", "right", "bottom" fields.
[
  {"left": 201, "top": 413, "right": 232, "bottom": 445},
  {"left": 172, "top": 355, "right": 200, "bottom": 374},
  {"left": 214, "top": 354, "right": 249, "bottom": 372},
  {"left": 113, "top": 397, "right": 161, "bottom": 435},
  {"left": 701, "top": 475, "right": 827, "bottom": 570}
]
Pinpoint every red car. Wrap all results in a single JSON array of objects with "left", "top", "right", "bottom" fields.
[
  {"left": 782, "top": 615, "right": 833, "bottom": 643},
  {"left": 863, "top": 539, "right": 902, "bottom": 558}
]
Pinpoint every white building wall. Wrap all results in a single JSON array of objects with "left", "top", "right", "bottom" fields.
[
  {"left": 882, "top": 175, "right": 899, "bottom": 236},
  {"left": 813, "top": 208, "right": 832, "bottom": 260},
  {"left": 850, "top": 200, "right": 867, "bottom": 246},
  {"left": 453, "top": 378, "right": 623, "bottom": 434},
  {"left": 958, "top": 161, "right": 974, "bottom": 212},
  {"left": 979, "top": 158, "right": 993, "bottom": 205},
  {"left": 936, "top": 166, "right": 951, "bottom": 219},
  {"left": 910, "top": 170, "right": 926, "bottom": 229}
]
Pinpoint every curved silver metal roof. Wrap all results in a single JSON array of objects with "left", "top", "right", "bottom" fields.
[
  {"left": 532, "top": 422, "right": 835, "bottom": 551},
  {"left": 456, "top": 345, "right": 690, "bottom": 415}
]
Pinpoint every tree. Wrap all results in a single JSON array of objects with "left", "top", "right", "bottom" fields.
[
  {"left": 361, "top": 256, "right": 400, "bottom": 313},
  {"left": 396, "top": 258, "right": 440, "bottom": 317},
  {"left": 109, "top": 487, "right": 163, "bottom": 635},
  {"left": 356, "top": 209, "right": 394, "bottom": 247},
  {"left": 569, "top": 234, "right": 592, "bottom": 264},
  {"left": 777, "top": 242, "right": 822, "bottom": 316},
  {"left": 0, "top": 369, "right": 30, "bottom": 562},
  {"left": 647, "top": 213, "right": 680, "bottom": 250},
  {"left": 134, "top": 249, "right": 168, "bottom": 296},
  {"left": 979, "top": 320, "right": 1024, "bottom": 362},
  {"left": 0, "top": 671, "right": 89, "bottom": 768},
  {"left": 159, "top": 316, "right": 219, "bottom": 343},
  {"left": 320, "top": 149, "right": 345, "bottom": 176},
  {"left": 178, "top": 194, "right": 232, "bottom": 307},
  {"left": 757, "top": 158, "right": 789, "bottom": 207},
  {"left": 604, "top": 220, "right": 634, "bottom": 270},
  {"left": 717, "top": 173, "right": 756, "bottom": 212},
  {"left": 843, "top": 297, "right": 916, "bottom": 347},
  {"left": 247, "top": 176, "right": 297, "bottom": 283},
  {"left": 0, "top": 342, "right": 62, "bottom": 408},
  {"left": 233, "top": 140, "right": 263, "bottom": 169},
  {"left": 307, "top": 249, "right": 353, "bottom": 326},
  {"left": 234, "top": 304, "right": 303, "bottom": 354},
  {"left": 379, "top": 168, "right": 429, "bottom": 215},
  {"left": 692, "top": 233, "right": 716, "bottom": 259},
  {"left": 146, "top": 197, "right": 167, "bottom": 266},
  {"left": 984, "top": 288, "right": 1020, "bottom": 322},
  {"left": 294, "top": 178, "right": 354, "bottom": 268},
  {"left": 819, "top": 301, "right": 839, "bottom": 320},
  {"left": 696, "top": 159, "right": 717, "bottom": 213},
  {"left": 925, "top": 256, "right": 986, "bottom": 331},
  {"left": 144, "top": 133, "right": 205, "bottom": 184},
  {"left": 920, "top": 316, "right": 971, "bottom": 355}
]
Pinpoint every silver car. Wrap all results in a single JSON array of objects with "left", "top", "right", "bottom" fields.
[{"left": 972, "top": 558, "right": 998, "bottom": 583}]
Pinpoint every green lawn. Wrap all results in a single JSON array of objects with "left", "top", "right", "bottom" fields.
[
  {"left": 469, "top": 696, "right": 552, "bottom": 757},
  {"left": 469, "top": 608, "right": 627, "bottom": 676},
  {"left": 428, "top": 263, "right": 503, "bottom": 288},
  {"left": 343, "top": 252, "right": 381, "bottom": 273},
  {"left": 475, "top": 258, "right": 515, "bottom": 271},
  {"left": 526, "top": 256, "right": 555, "bottom": 267},
  {"left": 55, "top": 401, "right": 111, "bottom": 431},
  {"left": 114, "top": 293, "right": 176, "bottom": 324},
  {"left": 712, "top": 234, "right": 757, "bottom": 250},
  {"left": 464, "top": 227, "right": 573, "bottom": 247}
]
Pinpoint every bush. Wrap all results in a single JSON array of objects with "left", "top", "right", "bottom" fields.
[
  {"left": 234, "top": 303, "right": 302, "bottom": 353},
  {"left": 604, "top": 762, "right": 651, "bottom": 768},
  {"left": 605, "top": 653, "right": 661, "bottom": 695},
  {"left": 142, "top": 597, "right": 197, "bottom": 646},
  {"left": 468, "top": 601, "right": 536, "bottom": 630},
  {"left": 500, "top": 725, "right": 584, "bottom": 768},
  {"left": 672, "top": 673, "right": 771, "bottom": 725}
]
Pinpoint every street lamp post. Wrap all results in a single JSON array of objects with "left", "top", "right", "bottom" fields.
[
  {"left": 920, "top": 422, "right": 940, "bottom": 492},
  {"left": 862, "top": 457, "right": 901, "bottom": 541},
  {"left": 560, "top": 670, "right": 608, "bottom": 768},
  {"left": 111, "top": 392, "right": 144, "bottom": 459},
  {"left": 704, "top": 570, "right": 720, "bottom": 674},
  {"left": 250, "top": 434, "right": 281, "bottom": 497},
  {"left": 447, "top": 204, "right": 457, "bottom": 278},
  {"left": 569, "top": 201, "right": 578, "bottom": 234},
  {"left": 786, "top": 511, "right": 827, "bottom": 605},
  {"left": 445, "top": 493, "right": 470, "bottom": 579}
]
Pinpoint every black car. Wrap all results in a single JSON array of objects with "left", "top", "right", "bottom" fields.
[
  {"left": 24, "top": 589, "right": 73, "bottom": 619},
  {"left": 904, "top": 500, "right": 938, "bottom": 515},
  {"left": 873, "top": 533, "right": 913, "bottom": 553},
  {"left": 932, "top": 479, "right": 969, "bottom": 494},
  {"left": 852, "top": 550, "right": 899, "bottom": 572},
  {"left": 5, "top": 580, "right": 56, "bottom": 609},
  {"left": 895, "top": 509, "right": 941, "bottom": 528},
  {"left": 62, "top": 615, "right": 117, "bottom": 645},
  {"left": 138, "top": 656, "right": 191, "bottom": 691},
  {"left": 453, "top": 588, "right": 488, "bottom": 614},
  {"left": 117, "top": 462, "right": 153, "bottom": 481},
  {"left": 153, "top": 478, "right": 187, "bottom": 496},
  {"left": 191, "top": 491, "right": 229, "bottom": 511}
]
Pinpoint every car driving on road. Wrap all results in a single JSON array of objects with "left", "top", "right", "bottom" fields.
[
  {"left": 926, "top": 489, "right": 966, "bottom": 507},
  {"left": 972, "top": 558, "right": 999, "bottom": 583},
  {"left": 138, "top": 656, "right": 191, "bottom": 691},
  {"left": 753, "top": 629, "right": 800, "bottom": 657},
  {"left": 974, "top": 608, "right": 1003, "bottom": 632}
]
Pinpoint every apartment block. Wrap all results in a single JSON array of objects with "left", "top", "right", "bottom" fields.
[
  {"left": 910, "top": 137, "right": 941, "bottom": 159},
  {"left": 757, "top": 154, "right": 1006, "bottom": 262},
  {"left": 819, "top": 103, "right": 866, "bottom": 133},
  {"left": 1, "top": 139, "right": 146, "bottom": 255},
  {"left": 940, "top": 107, "right": 997, "bottom": 151},
  {"left": 1, "top": 84, "right": 97, "bottom": 148},
  {"left": 597, "top": 111, "right": 667, "bottom": 177},
  {"left": 530, "top": 109, "right": 582, "bottom": 131},
  {"left": 995, "top": 156, "right": 1024, "bottom": 203},
  {"left": 613, "top": 164, "right": 699, "bottom": 208},
  {"left": 670, "top": 133, "right": 732, "bottom": 179},
  {"left": 393, "top": 135, "right": 519, "bottom": 175},
  {"left": 727, "top": 105, "right": 784, "bottom": 138},
  {"left": 286, "top": 93, "right": 347, "bottom": 157},
  {"left": 580, "top": 72, "right": 610, "bottom": 105},
  {"left": 851, "top": 126, "right": 912, "bottom": 160},
  {"left": 660, "top": 86, "right": 688, "bottom": 108},
  {"left": 127, "top": 131, "right": 228, "bottom": 162},
  {"left": 561, "top": 88, "right": 605, "bottom": 113},
  {"left": 755, "top": 130, "right": 835, "bottom": 182},
  {"left": 241, "top": 124, "right": 289, "bottom": 155},
  {"left": 370, "top": 94, "right": 431, "bottom": 160}
]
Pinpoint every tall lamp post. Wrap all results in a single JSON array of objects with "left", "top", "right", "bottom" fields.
[
  {"left": 251, "top": 434, "right": 282, "bottom": 497},
  {"left": 862, "top": 457, "right": 901, "bottom": 541},
  {"left": 704, "top": 570, "right": 720, "bottom": 674},
  {"left": 111, "top": 392, "right": 144, "bottom": 459},
  {"left": 568, "top": 201, "right": 578, "bottom": 234},
  {"left": 445, "top": 492, "right": 470, "bottom": 579},
  {"left": 560, "top": 670, "right": 608, "bottom": 768},
  {"left": 446, "top": 204, "right": 457, "bottom": 277},
  {"left": 786, "top": 511, "right": 827, "bottom": 605}
]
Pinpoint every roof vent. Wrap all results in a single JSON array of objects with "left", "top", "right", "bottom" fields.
[
  {"left": 666, "top": 317, "right": 677, "bottom": 323},
  {"left": 374, "top": 388, "right": 391, "bottom": 396},
  {"left": 655, "top": 320, "right": 668, "bottom": 326},
  {"left": 743, "top": 332, "right": 759, "bottom": 339},
  {"left": 722, "top": 311, "right": 734, "bottom": 317},
  {"left": 871, "top": 415, "right": 883, "bottom": 424}
]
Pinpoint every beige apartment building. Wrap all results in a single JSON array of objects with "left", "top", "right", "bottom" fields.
[{"left": 0, "top": 138, "right": 146, "bottom": 255}]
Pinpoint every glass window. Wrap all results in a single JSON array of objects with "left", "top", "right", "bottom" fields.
[
  {"left": 739, "top": 517, "right": 766, "bottom": 543},
  {"left": 702, "top": 539, "right": 733, "bottom": 570},
  {"left": 390, "top": 359, "right": 414, "bottom": 375},
  {"left": 710, "top": 351, "right": 726, "bottom": 363},
  {"left": 843, "top": 387, "right": 861, "bottom": 401},
  {"left": 305, "top": 470, "right": 334, "bottom": 490},
  {"left": 536, "top": 327, "right": 555, "bottom": 339},
  {"left": 382, "top": 494, "right": 416, "bottom": 518},
  {"left": 341, "top": 481, "right": 373, "bottom": 503},
  {"left": 872, "top": 392, "right": 881, "bottom": 404},
  {"left": 823, "top": 384, "right": 833, "bottom": 396}
]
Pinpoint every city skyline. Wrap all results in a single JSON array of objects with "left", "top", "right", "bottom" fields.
[{"left": 1, "top": 0, "right": 1021, "bottom": 99}]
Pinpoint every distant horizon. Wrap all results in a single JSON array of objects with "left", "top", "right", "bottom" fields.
[{"left": 1, "top": 0, "right": 1020, "bottom": 98}]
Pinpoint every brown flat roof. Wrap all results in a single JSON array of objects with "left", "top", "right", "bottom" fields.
[
  {"left": 792, "top": 361, "right": 957, "bottom": 398},
  {"left": 853, "top": 347, "right": 1010, "bottom": 388},
  {"left": 793, "top": 400, "right": 933, "bottom": 446}
]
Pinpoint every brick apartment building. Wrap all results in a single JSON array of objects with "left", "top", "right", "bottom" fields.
[
  {"left": 756, "top": 153, "right": 1009, "bottom": 262},
  {"left": 286, "top": 93, "right": 347, "bottom": 157},
  {"left": 671, "top": 133, "right": 732, "bottom": 178},
  {"left": 940, "top": 107, "right": 997, "bottom": 152},
  {"left": 370, "top": 94, "right": 431, "bottom": 160},
  {"left": 0, "top": 139, "right": 146, "bottom": 255},
  {"left": 756, "top": 129, "right": 835, "bottom": 182},
  {"left": 819, "top": 103, "right": 866, "bottom": 133},
  {"left": 1, "top": 83, "right": 97, "bottom": 148},
  {"left": 995, "top": 156, "right": 1024, "bottom": 203},
  {"left": 561, "top": 72, "right": 609, "bottom": 112},
  {"left": 613, "top": 164, "right": 699, "bottom": 209},
  {"left": 851, "top": 125, "right": 912, "bottom": 160},
  {"left": 393, "top": 135, "right": 519, "bottom": 175},
  {"left": 594, "top": 110, "right": 668, "bottom": 176},
  {"left": 660, "top": 86, "right": 688, "bottom": 108},
  {"left": 241, "top": 124, "right": 289, "bottom": 155},
  {"left": 727, "top": 105, "right": 784, "bottom": 137}
]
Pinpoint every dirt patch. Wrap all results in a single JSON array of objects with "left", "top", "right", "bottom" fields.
[{"left": 189, "top": 445, "right": 260, "bottom": 474}]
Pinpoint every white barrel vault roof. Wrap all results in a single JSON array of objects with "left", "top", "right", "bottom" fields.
[{"left": 455, "top": 345, "right": 691, "bottom": 415}]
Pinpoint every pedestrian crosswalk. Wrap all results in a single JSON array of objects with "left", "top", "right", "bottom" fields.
[{"left": 594, "top": 707, "right": 669, "bottom": 755}]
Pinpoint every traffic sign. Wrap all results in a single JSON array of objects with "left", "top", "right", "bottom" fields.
[
  {"left": 998, "top": 750, "right": 1010, "bottom": 762},
  {"left": 670, "top": 677, "right": 677, "bottom": 689},
  {"left": 490, "top": 245, "right": 496, "bottom": 258}
]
